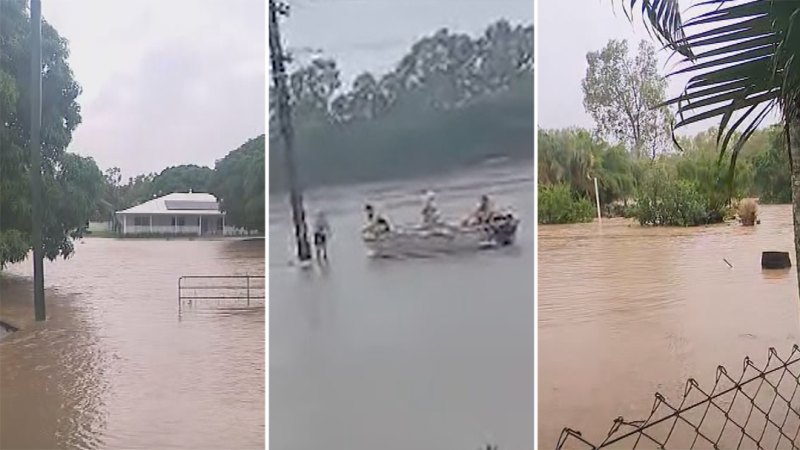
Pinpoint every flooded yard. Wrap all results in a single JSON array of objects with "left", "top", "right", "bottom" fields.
[
  {"left": 538, "top": 205, "right": 800, "bottom": 448},
  {"left": 0, "top": 238, "right": 264, "bottom": 449}
]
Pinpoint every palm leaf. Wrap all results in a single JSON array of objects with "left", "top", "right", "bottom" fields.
[
  {"left": 623, "top": 0, "right": 690, "bottom": 56},
  {"left": 622, "top": 0, "right": 800, "bottom": 179}
]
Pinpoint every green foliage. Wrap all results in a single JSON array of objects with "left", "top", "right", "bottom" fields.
[
  {"left": 211, "top": 135, "right": 265, "bottom": 232},
  {"left": 751, "top": 126, "right": 791, "bottom": 204},
  {"left": 270, "top": 20, "right": 534, "bottom": 192},
  {"left": 537, "top": 128, "right": 636, "bottom": 206},
  {"left": 0, "top": 0, "right": 104, "bottom": 268},
  {"left": 150, "top": 165, "right": 214, "bottom": 198},
  {"left": 537, "top": 125, "right": 792, "bottom": 227},
  {"left": 538, "top": 184, "right": 595, "bottom": 225},
  {"left": 0, "top": 230, "right": 29, "bottom": 268},
  {"left": 673, "top": 146, "right": 753, "bottom": 213},
  {"left": 633, "top": 163, "right": 710, "bottom": 227}
]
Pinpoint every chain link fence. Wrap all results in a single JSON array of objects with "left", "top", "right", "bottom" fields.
[{"left": 557, "top": 346, "right": 800, "bottom": 449}]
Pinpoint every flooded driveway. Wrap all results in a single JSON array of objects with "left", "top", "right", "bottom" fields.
[
  {"left": 270, "top": 166, "right": 535, "bottom": 450},
  {"left": 538, "top": 205, "right": 800, "bottom": 448},
  {"left": 0, "top": 238, "right": 264, "bottom": 449}
]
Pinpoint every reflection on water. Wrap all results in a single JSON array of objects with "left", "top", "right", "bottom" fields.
[
  {"left": 538, "top": 205, "right": 800, "bottom": 448},
  {"left": 0, "top": 239, "right": 264, "bottom": 449},
  {"left": 270, "top": 166, "right": 534, "bottom": 450}
]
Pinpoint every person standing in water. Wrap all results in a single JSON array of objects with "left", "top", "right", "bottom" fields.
[
  {"left": 313, "top": 211, "right": 331, "bottom": 262},
  {"left": 421, "top": 190, "right": 441, "bottom": 226}
]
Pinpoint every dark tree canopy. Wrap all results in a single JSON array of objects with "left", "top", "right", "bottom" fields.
[
  {"left": 0, "top": 0, "right": 103, "bottom": 268},
  {"left": 149, "top": 165, "right": 214, "bottom": 198},
  {"left": 211, "top": 135, "right": 265, "bottom": 233},
  {"left": 270, "top": 19, "right": 534, "bottom": 192}
]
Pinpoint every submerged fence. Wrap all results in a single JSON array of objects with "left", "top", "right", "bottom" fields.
[
  {"left": 557, "top": 346, "right": 800, "bottom": 450},
  {"left": 177, "top": 275, "right": 265, "bottom": 314}
]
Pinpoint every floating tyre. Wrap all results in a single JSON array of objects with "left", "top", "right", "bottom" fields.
[{"left": 762, "top": 251, "right": 792, "bottom": 269}]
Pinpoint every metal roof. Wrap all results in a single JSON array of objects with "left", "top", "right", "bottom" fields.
[{"left": 115, "top": 192, "right": 225, "bottom": 216}]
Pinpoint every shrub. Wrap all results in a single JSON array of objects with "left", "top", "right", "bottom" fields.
[
  {"left": 632, "top": 165, "right": 712, "bottom": 226},
  {"left": 538, "top": 184, "right": 596, "bottom": 224}
]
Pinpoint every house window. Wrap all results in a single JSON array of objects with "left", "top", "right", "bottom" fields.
[
  {"left": 133, "top": 217, "right": 148, "bottom": 226},
  {"left": 177, "top": 217, "right": 185, "bottom": 226}
]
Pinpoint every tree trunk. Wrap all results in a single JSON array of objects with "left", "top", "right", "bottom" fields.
[{"left": 790, "top": 119, "right": 800, "bottom": 299}]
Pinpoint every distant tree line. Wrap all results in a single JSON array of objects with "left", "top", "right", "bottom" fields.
[
  {"left": 538, "top": 125, "right": 789, "bottom": 225},
  {"left": 270, "top": 19, "right": 534, "bottom": 192},
  {"left": 95, "top": 135, "right": 266, "bottom": 233}
]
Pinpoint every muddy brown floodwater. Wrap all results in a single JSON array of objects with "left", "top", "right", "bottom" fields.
[
  {"left": 538, "top": 204, "right": 800, "bottom": 448},
  {"left": 0, "top": 238, "right": 264, "bottom": 450}
]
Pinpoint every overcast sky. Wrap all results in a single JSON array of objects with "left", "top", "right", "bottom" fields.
[
  {"left": 538, "top": 0, "right": 779, "bottom": 135},
  {"left": 44, "top": 0, "right": 265, "bottom": 179},
  {"left": 282, "top": 0, "right": 533, "bottom": 88}
]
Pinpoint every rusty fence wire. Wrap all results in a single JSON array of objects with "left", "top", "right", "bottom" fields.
[{"left": 557, "top": 346, "right": 800, "bottom": 450}]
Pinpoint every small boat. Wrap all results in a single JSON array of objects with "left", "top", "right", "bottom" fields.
[{"left": 362, "top": 210, "right": 519, "bottom": 258}]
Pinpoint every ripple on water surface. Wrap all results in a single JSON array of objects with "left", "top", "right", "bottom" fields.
[{"left": 0, "top": 238, "right": 265, "bottom": 449}]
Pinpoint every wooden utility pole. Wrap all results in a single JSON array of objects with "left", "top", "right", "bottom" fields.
[
  {"left": 29, "top": 0, "right": 46, "bottom": 320},
  {"left": 269, "top": 0, "right": 312, "bottom": 263}
]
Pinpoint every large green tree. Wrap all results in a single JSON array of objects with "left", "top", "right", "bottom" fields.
[
  {"left": 211, "top": 135, "right": 265, "bottom": 233},
  {"left": 582, "top": 39, "right": 672, "bottom": 159},
  {"left": 620, "top": 0, "right": 800, "bottom": 291},
  {"left": 0, "top": 0, "right": 102, "bottom": 268}
]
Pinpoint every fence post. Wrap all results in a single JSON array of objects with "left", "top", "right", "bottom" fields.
[{"left": 594, "top": 177, "right": 601, "bottom": 223}]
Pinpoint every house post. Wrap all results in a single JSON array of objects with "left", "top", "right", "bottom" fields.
[
  {"left": 222, "top": 215, "right": 225, "bottom": 236},
  {"left": 123, "top": 214, "right": 127, "bottom": 234},
  {"left": 174, "top": 215, "right": 177, "bottom": 234},
  {"left": 198, "top": 216, "right": 202, "bottom": 236},
  {"left": 149, "top": 215, "right": 153, "bottom": 234}
]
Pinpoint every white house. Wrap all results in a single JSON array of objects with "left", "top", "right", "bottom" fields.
[{"left": 115, "top": 192, "right": 230, "bottom": 236}]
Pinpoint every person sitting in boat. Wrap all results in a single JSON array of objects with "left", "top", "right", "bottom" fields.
[
  {"left": 421, "top": 190, "right": 442, "bottom": 227},
  {"left": 313, "top": 211, "right": 331, "bottom": 262},
  {"left": 463, "top": 194, "right": 495, "bottom": 226},
  {"left": 364, "top": 203, "right": 390, "bottom": 234}
]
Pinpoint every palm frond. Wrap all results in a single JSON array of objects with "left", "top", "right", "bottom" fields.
[
  {"left": 623, "top": 0, "right": 800, "bottom": 175},
  {"left": 623, "top": 0, "right": 690, "bottom": 56}
]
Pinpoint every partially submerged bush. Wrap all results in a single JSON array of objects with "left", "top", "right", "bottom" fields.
[
  {"left": 738, "top": 199, "right": 758, "bottom": 226},
  {"left": 538, "top": 183, "right": 596, "bottom": 224},
  {"left": 632, "top": 164, "right": 716, "bottom": 227}
]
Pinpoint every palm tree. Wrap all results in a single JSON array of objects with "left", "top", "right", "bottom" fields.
[{"left": 620, "top": 0, "right": 800, "bottom": 292}]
